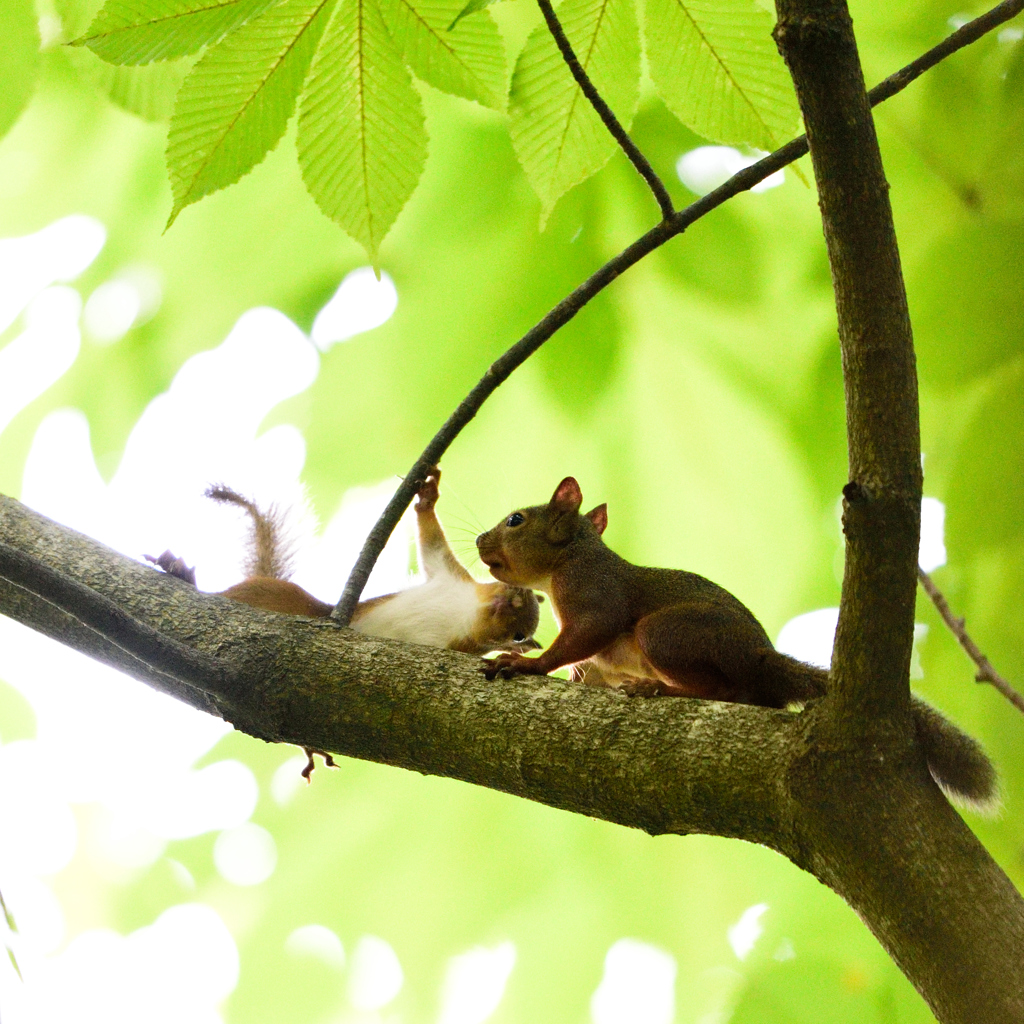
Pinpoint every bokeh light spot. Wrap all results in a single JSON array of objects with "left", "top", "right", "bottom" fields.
[
  {"left": 348, "top": 934, "right": 404, "bottom": 1011},
  {"left": 284, "top": 924, "right": 345, "bottom": 968},
  {"left": 728, "top": 903, "right": 768, "bottom": 960},
  {"left": 676, "top": 146, "right": 785, "bottom": 196},
  {"left": 919, "top": 497, "right": 946, "bottom": 572},
  {"left": 213, "top": 822, "right": 277, "bottom": 886},
  {"left": 311, "top": 267, "right": 397, "bottom": 350},
  {"left": 590, "top": 939, "right": 676, "bottom": 1024},
  {"left": 438, "top": 941, "right": 516, "bottom": 1024},
  {"left": 0, "top": 286, "right": 81, "bottom": 439}
]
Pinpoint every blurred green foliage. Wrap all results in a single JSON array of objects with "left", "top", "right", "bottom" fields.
[{"left": 1, "top": 0, "right": 1023, "bottom": 1020}]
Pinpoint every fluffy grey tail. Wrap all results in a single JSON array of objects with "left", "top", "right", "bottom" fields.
[
  {"left": 205, "top": 485, "right": 295, "bottom": 581},
  {"left": 912, "top": 696, "right": 998, "bottom": 812}
]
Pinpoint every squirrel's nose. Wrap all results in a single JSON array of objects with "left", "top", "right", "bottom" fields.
[{"left": 476, "top": 533, "right": 485, "bottom": 546}]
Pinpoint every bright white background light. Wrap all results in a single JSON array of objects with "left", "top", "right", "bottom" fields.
[
  {"left": 213, "top": 822, "right": 277, "bottom": 886},
  {"left": 0, "top": 286, "right": 81, "bottom": 438},
  {"left": 676, "top": 146, "right": 786, "bottom": 196},
  {"left": 438, "top": 942, "right": 517, "bottom": 1024},
  {"left": 776, "top": 607, "right": 839, "bottom": 669},
  {"left": 728, "top": 903, "right": 769, "bottom": 961},
  {"left": 284, "top": 924, "right": 346, "bottom": 968},
  {"left": 0, "top": 215, "right": 104, "bottom": 335},
  {"left": 919, "top": 497, "right": 947, "bottom": 572},
  {"left": 311, "top": 266, "right": 398, "bottom": 350},
  {"left": 0, "top": 218, "right": 415, "bottom": 1024},
  {"left": 590, "top": 939, "right": 677, "bottom": 1024},
  {"left": 348, "top": 934, "right": 404, "bottom": 1011}
]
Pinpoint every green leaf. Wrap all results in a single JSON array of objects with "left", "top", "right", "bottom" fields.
[
  {"left": 0, "top": 888, "right": 16, "bottom": 934},
  {"left": 5, "top": 946, "right": 22, "bottom": 982},
  {"left": 64, "top": 46, "right": 196, "bottom": 120},
  {"left": 508, "top": 0, "right": 640, "bottom": 225},
  {"left": 446, "top": 0, "right": 496, "bottom": 31},
  {"left": 75, "top": 0, "right": 284, "bottom": 65},
  {"left": 0, "top": 0, "right": 41, "bottom": 143},
  {"left": 644, "top": 0, "right": 799, "bottom": 151},
  {"left": 297, "top": 0, "right": 427, "bottom": 263},
  {"left": 377, "top": 0, "right": 505, "bottom": 109},
  {"left": 166, "top": 0, "right": 335, "bottom": 226}
]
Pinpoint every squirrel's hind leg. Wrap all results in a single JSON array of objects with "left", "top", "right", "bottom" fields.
[{"left": 634, "top": 604, "right": 780, "bottom": 707}]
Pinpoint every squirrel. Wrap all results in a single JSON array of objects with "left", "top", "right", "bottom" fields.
[
  {"left": 475, "top": 476, "right": 997, "bottom": 809},
  {"left": 149, "top": 469, "right": 542, "bottom": 656}
]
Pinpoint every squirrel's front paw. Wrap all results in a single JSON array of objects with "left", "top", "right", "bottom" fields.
[
  {"left": 482, "top": 653, "right": 532, "bottom": 680},
  {"left": 414, "top": 465, "right": 441, "bottom": 511}
]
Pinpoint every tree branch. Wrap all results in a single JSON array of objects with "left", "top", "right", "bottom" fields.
[
  {"left": 772, "top": 0, "right": 1024, "bottom": 1018},
  {"left": 332, "top": 0, "right": 1024, "bottom": 625},
  {"left": 776, "top": 0, "right": 921, "bottom": 722},
  {"left": 0, "top": 494, "right": 802, "bottom": 853},
  {"left": 4, "top": 487, "right": 1024, "bottom": 1024},
  {"left": 0, "top": 541, "right": 239, "bottom": 701},
  {"left": 534, "top": 0, "right": 675, "bottom": 220},
  {"left": 869, "top": 0, "right": 1024, "bottom": 106},
  {"left": 918, "top": 567, "right": 1024, "bottom": 714}
]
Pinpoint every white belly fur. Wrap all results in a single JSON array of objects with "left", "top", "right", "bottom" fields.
[
  {"left": 587, "top": 633, "right": 662, "bottom": 689},
  {"left": 352, "top": 575, "right": 480, "bottom": 649}
]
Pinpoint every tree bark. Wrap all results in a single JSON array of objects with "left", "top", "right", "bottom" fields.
[
  {"left": 772, "top": 0, "right": 1024, "bottom": 1019},
  {"left": 1, "top": 1, "right": 1023, "bottom": 1018},
  {"left": 2, "top": 492, "right": 1023, "bottom": 1022}
]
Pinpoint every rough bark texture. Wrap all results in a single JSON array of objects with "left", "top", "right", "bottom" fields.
[
  {"left": 774, "top": 0, "right": 921, "bottom": 724},
  {"left": 2, "top": 493, "right": 1023, "bottom": 1022},
  {"left": 773, "top": 0, "right": 1024, "bottom": 1020},
  {"left": 1, "top": 2, "right": 1024, "bottom": 1019},
  {"left": 0, "top": 495, "right": 803, "bottom": 852}
]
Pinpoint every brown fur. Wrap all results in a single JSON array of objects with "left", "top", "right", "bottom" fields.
[{"left": 477, "top": 477, "right": 996, "bottom": 808}]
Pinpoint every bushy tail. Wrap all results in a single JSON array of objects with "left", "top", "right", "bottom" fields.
[
  {"left": 912, "top": 696, "right": 998, "bottom": 812},
  {"left": 761, "top": 649, "right": 828, "bottom": 707},
  {"left": 764, "top": 651, "right": 997, "bottom": 811},
  {"left": 205, "top": 485, "right": 294, "bottom": 581}
]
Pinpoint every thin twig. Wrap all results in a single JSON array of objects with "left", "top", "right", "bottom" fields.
[
  {"left": 333, "top": 0, "right": 1024, "bottom": 624},
  {"left": 534, "top": 0, "right": 675, "bottom": 220},
  {"left": 0, "top": 542, "right": 241, "bottom": 700},
  {"left": 918, "top": 567, "right": 1024, "bottom": 715},
  {"left": 870, "top": 0, "right": 1024, "bottom": 106}
]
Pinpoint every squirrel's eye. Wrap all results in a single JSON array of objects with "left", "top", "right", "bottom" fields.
[
  {"left": 506, "top": 512, "right": 525, "bottom": 527},
  {"left": 513, "top": 634, "right": 526, "bottom": 643}
]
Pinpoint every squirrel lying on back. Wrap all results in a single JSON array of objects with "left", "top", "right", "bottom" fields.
[
  {"left": 150, "top": 468, "right": 541, "bottom": 656},
  {"left": 476, "top": 477, "right": 997, "bottom": 809}
]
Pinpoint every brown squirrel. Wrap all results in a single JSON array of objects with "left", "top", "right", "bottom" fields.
[
  {"left": 150, "top": 469, "right": 541, "bottom": 655},
  {"left": 476, "top": 477, "right": 997, "bottom": 809}
]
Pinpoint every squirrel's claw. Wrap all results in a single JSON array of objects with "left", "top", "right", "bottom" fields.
[
  {"left": 481, "top": 652, "right": 535, "bottom": 680},
  {"left": 481, "top": 657, "right": 503, "bottom": 680},
  {"left": 414, "top": 465, "right": 442, "bottom": 511}
]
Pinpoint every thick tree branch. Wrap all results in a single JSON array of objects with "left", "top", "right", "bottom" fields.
[
  {"left": 775, "top": 0, "right": 920, "bottom": 723},
  {"left": 918, "top": 567, "right": 1024, "bottom": 714},
  {"left": 0, "top": 494, "right": 802, "bottom": 852},
  {"left": 4, "top": 496, "right": 1024, "bottom": 1024},
  {"left": 0, "top": 541, "right": 239, "bottom": 700},
  {"left": 534, "top": 0, "right": 675, "bottom": 219},
  {"left": 773, "top": 0, "right": 1023, "bottom": 1019},
  {"left": 333, "top": 0, "right": 1024, "bottom": 624}
]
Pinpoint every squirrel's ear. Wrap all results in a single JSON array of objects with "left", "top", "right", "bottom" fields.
[
  {"left": 585, "top": 504, "right": 607, "bottom": 535},
  {"left": 550, "top": 477, "right": 583, "bottom": 513},
  {"left": 535, "top": 592, "right": 545, "bottom": 603}
]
